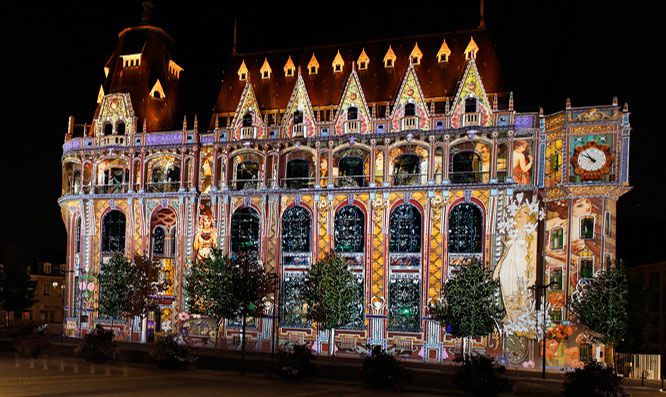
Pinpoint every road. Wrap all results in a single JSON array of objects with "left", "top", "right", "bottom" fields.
[{"left": 0, "top": 354, "right": 661, "bottom": 396}]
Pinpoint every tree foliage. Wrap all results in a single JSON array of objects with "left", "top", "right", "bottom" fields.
[
  {"left": 126, "top": 254, "right": 169, "bottom": 320},
  {"left": 302, "top": 253, "right": 358, "bottom": 330},
  {"left": 0, "top": 243, "right": 36, "bottom": 316},
  {"left": 571, "top": 266, "right": 628, "bottom": 345},
  {"left": 430, "top": 260, "right": 503, "bottom": 339},
  {"left": 98, "top": 254, "right": 133, "bottom": 319},
  {"left": 563, "top": 361, "right": 629, "bottom": 397}
]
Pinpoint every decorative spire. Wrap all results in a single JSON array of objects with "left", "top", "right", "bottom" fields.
[
  {"left": 143, "top": 119, "right": 147, "bottom": 133},
  {"left": 232, "top": 18, "right": 238, "bottom": 56},
  {"left": 384, "top": 45, "right": 396, "bottom": 68},
  {"left": 612, "top": 96, "right": 618, "bottom": 106},
  {"left": 193, "top": 114, "right": 199, "bottom": 132},
  {"left": 332, "top": 50, "right": 344, "bottom": 72},
  {"left": 509, "top": 91, "right": 514, "bottom": 111},
  {"left": 260, "top": 58, "right": 272, "bottom": 79},
  {"left": 479, "top": 0, "right": 485, "bottom": 28},
  {"left": 214, "top": 114, "right": 220, "bottom": 129},
  {"left": 308, "top": 53, "right": 319, "bottom": 74},
  {"left": 464, "top": 36, "right": 479, "bottom": 60},
  {"left": 357, "top": 48, "right": 370, "bottom": 70},
  {"left": 492, "top": 94, "right": 498, "bottom": 111},
  {"left": 284, "top": 56, "right": 295, "bottom": 77},
  {"left": 182, "top": 115, "right": 187, "bottom": 131},
  {"left": 566, "top": 97, "right": 571, "bottom": 109},
  {"left": 410, "top": 43, "right": 423, "bottom": 65},
  {"left": 437, "top": 39, "right": 451, "bottom": 63}
]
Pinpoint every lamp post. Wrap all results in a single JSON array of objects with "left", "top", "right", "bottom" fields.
[
  {"left": 52, "top": 281, "right": 65, "bottom": 336},
  {"left": 530, "top": 281, "right": 553, "bottom": 380}
]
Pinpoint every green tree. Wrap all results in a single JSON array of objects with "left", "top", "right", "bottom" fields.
[
  {"left": 126, "top": 254, "right": 169, "bottom": 341},
  {"left": 186, "top": 250, "right": 277, "bottom": 374},
  {"left": 430, "top": 260, "right": 503, "bottom": 358},
  {"left": 98, "top": 255, "right": 133, "bottom": 330},
  {"left": 0, "top": 243, "right": 36, "bottom": 326},
  {"left": 302, "top": 253, "right": 358, "bottom": 356},
  {"left": 571, "top": 265, "right": 628, "bottom": 361}
]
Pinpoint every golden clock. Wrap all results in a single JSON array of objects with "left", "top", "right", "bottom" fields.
[{"left": 570, "top": 140, "right": 613, "bottom": 181}]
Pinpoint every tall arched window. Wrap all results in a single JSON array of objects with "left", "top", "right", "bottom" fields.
[
  {"left": 335, "top": 205, "right": 364, "bottom": 253},
  {"left": 389, "top": 204, "right": 421, "bottom": 253},
  {"left": 152, "top": 226, "right": 166, "bottom": 257},
  {"left": 103, "top": 122, "right": 113, "bottom": 136},
  {"left": 404, "top": 103, "right": 416, "bottom": 117},
  {"left": 231, "top": 207, "right": 260, "bottom": 254},
  {"left": 101, "top": 210, "right": 126, "bottom": 253},
  {"left": 281, "top": 206, "right": 311, "bottom": 253},
  {"left": 116, "top": 121, "right": 126, "bottom": 135},
  {"left": 242, "top": 112, "right": 253, "bottom": 127},
  {"left": 448, "top": 203, "right": 483, "bottom": 253}
]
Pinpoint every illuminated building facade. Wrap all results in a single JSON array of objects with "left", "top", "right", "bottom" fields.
[{"left": 59, "top": 16, "right": 631, "bottom": 366}]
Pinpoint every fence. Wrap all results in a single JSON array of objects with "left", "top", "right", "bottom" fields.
[{"left": 615, "top": 353, "right": 662, "bottom": 381}]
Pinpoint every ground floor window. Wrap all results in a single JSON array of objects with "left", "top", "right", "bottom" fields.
[
  {"left": 388, "top": 278, "right": 420, "bottom": 332},
  {"left": 281, "top": 276, "right": 308, "bottom": 328}
]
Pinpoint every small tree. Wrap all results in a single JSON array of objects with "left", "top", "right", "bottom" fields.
[
  {"left": 302, "top": 253, "right": 358, "bottom": 356},
  {"left": 0, "top": 243, "right": 36, "bottom": 326},
  {"left": 98, "top": 254, "right": 133, "bottom": 330},
  {"left": 127, "top": 255, "right": 169, "bottom": 342},
  {"left": 563, "top": 361, "right": 629, "bottom": 397},
  {"left": 430, "top": 260, "right": 503, "bottom": 358},
  {"left": 186, "top": 250, "right": 277, "bottom": 374},
  {"left": 571, "top": 265, "right": 628, "bottom": 362}
]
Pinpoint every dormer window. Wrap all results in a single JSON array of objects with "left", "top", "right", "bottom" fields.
[
  {"left": 347, "top": 107, "right": 358, "bottom": 120},
  {"left": 437, "top": 38, "right": 451, "bottom": 63},
  {"left": 332, "top": 50, "right": 344, "bottom": 73},
  {"left": 410, "top": 43, "right": 422, "bottom": 65},
  {"left": 357, "top": 48, "right": 370, "bottom": 70},
  {"left": 384, "top": 45, "right": 396, "bottom": 68},
  {"left": 404, "top": 103, "right": 416, "bottom": 117},
  {"left": 308, "top": 53, "right": 319, "bottom": 75},
  {"left": 284, "top": 56, "right": 295, "bottom": 77},
  {"left": 150, "top": 79, "right": 165, "bottom": 100},
  {"left": 242, "top": 112, "right": 253, "bottom": 127},
  {"left": 464, "top": 36, "right": 479, "bottom": 61},
  {"left": 465, "top": 97, "right": 477, "bottom": 113},
  {"left": 238, "top": 60, "right": 248, "bottom": 81},
  {"left": 260, "top": 58, "right": 272, "bottom": 79}
]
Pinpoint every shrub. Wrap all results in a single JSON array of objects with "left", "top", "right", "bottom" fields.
[
  {"left": 359, "top": 345, "right": 410, "bottom": 389},
  {"left": 14, "top": 324, "right": 51, "bottom": 358},
  {"left": 563, "top": 361, "right": 629, "bottom": 397},
  {"left": 77, "top": 324, "right": 119, "bottom": 363},
  {"left": 454, "top": 354, "right": 513, "bottom": 397},
  {"left": 274, "top": 344, "right": 317, "bottom": 380},
  {"left": 149, "top": 333, "right": 198, "bottom": 370}
]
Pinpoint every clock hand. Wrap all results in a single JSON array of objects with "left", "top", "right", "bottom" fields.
[{"left": 582, "top": 153, "right": 596, "bottom": 163}]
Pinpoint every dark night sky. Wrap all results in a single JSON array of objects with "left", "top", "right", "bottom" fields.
[{"left": 2, "top": 1, "right": 664, "bottom": 265}]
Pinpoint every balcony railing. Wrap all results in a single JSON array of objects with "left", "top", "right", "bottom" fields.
[
  {"left": 281, "top": 176, "right": 316, "bottom": 189},
  {"left": 145, "top": 181, "right": 180, "bottom": 193},
  {"left": 99, "top": 135, "right": 126, "bottom": 146},
  {"left": 463, "top": 112, "right": 480, "bottom": 127},
  {"left": 232, "top": 178, "right": 260, "bottom": 190},
  {"left": 344, "top": 120, "right": 360, "bottom": 134},
  {"left": 240, "top": 126, "right": 255, "bottom": 140},
  {"left": 94, "top": 183, "right": 129, "bottom": 194},
  {"left": 292, "top": 123, "right": 306, "bottom": 138},
  {"left": 392, "top": 172, "right": 427, "bottom": 186},
  {"left": 334, "top": 174, "right": 368, "bottom": 188},
  {"left": 448, "top": 170, "right": 489, "bottom": 184},
  {"left": 400, "top": 116, "right": 418, "bottom": 131}
]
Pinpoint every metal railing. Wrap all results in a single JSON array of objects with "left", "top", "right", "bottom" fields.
[
  {"left": 232, "top": 178, "right": 260, "bottom": 190},
  {"left": 145, "top": 181, "right": 180, "bottom": 193},
  {"left": 463, "top": 112, "right": 480, "bottom": 127},
  {"left": 616, "top": 353, "right": 662, "bottom": 381},
  {"left": 94, "top": 183, "right": 129, "bottom": 194},
  {"left": 401, "top": 116, "right": 419, "bottom": 131},
  {"left": 335, "top": 174, "right": 368, "bottom": 188},
  {"left": 448, "top": 170, "right": 490, "bottom": 184},
  {"left": 280, "top": 176, "right": 316, "bottom": 189},
  {"left": 392, "top": 172, "right": 427, "bottom": 186},
  {"left": 345, "top": 120, "right": 360, "bottom": 134},
  {"left": 240, "top": 126, "right": 255, "bottom": 140}
]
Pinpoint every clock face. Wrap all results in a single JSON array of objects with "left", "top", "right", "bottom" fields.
[{"left": 577, "top": 147, "right": 607, "bottom": 171}]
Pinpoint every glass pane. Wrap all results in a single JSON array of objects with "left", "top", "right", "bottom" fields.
[
  {"left": 388, "top": 279, "right": 420, "bottom": 332},
  {"left": 334, "top": 206, "right": 364, "bottom": 253},
  {"left": 231, "top": 207, "right": 259, "bottom": 255},
  {"left": 448, "top": 203, "right": 482, "bottom": 254},
  {"left": 282, "top": 206, "right": 311, "bottom": 253},
  {"left": 389, "top": 204, "right": 421, "bottom": 253}
]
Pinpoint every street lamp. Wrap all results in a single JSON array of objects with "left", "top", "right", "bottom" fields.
[
  {"left": 530, "top": 281, "right": 554, "bottom": 380},
  {"left": 52, "top": 281, "right": 66, "bottom": 336}
]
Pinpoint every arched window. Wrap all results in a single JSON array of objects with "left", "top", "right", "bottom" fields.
[
  {"left": 450, "top": 151, "right": 482, "bottom": 183},
  {"left": 75, "top": 217, "right": 81, "bottom": 254},
  {"left": 242, "top": 112, "right": 253, "bottom": 127},
  {"left": 281, "top": 206, "right": 311, "bottom": 253},
  {"left": 166, "top": 165, "right": 180, "bottom": 187},
  {"left": 103, "top": 122, "right": 113, "bottom": 136},
  {"left": 465, "top": 97, "right": 477, "bottom": 113},
  {"left": 116, "top": 121, "right": 126, "bottom": 135},
  {"left": 293, "top": 110, "right": 303, "bottom": 125},
  {"left": 448, "top": 203, "right": 483, "bottom": 254},
  {"left": 338, "top": 156, "right": 365, "bottom": 187},
  {"left": 151, "top": 165, "right": 164, "bottom": 183},
  {"left": 169, "top": 227, "right": 177, "bottom": 258},
  {"left": 152, "top": 226, "right": 166, "bottom": 257},
  {"left": 335, "top": 205, "right": 364, "bottom": 253},
  {"left": 101, "top": 210, "right": 126, "bottom": 253},
  {"left": 404, "top": 103, "right": 416, "bottom": 117},
  {"left": 285, "top": 159, "right": 310, "bottom": 189},
  {"left": 231, "top": 207, "right": 260, "bottom": 254},
  {"left": 347, "top": 107, "right": 358, "bottom": 120},
  {"left": 235, "top": 161, "right": 259, "bottom": 190},
  {"left": 72, "top": 171, "right": 81, "bottom": 194},
  {"left": 497, "top": 143, "right": 508, "bottom": 182},
  {"left": 389, "top": 204, "right": 421, "bottom": 253},
  {"left": 393, "top": 154, "right": 421, "bottom": 185}
]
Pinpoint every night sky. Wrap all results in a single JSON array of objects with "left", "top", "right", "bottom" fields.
[{"left": 2, "top": 2, "right": 663, "bottom": 266}]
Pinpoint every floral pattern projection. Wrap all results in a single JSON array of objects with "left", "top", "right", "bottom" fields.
[{"left": 494, "top": 193, "right": 543, "bottom": 366}]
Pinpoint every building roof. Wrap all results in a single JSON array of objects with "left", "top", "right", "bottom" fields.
[
  {"left": 92, "top": 24, "right": 183, "bottom": 132},
  {"left": 212, "top": 27, "right": 504, "bottom": 125}
]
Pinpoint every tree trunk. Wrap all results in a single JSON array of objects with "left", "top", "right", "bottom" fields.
[
  {"left": 329, "top": 328, "right": 335, "bottom": 357},
  {"left": 241, "top": 313, "right": 247, "bottom": 375}
]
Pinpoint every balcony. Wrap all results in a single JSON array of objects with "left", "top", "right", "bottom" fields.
[
  {"left": 334, "top": 174, "right": 368, "bottom": 188},
  {"left": 344, "top": 120, "right": 360, "bottom": 134},
  {"left": 240, "top": 126, "right": 255, "bottom": 140},
  {"left": 145, "top": 181, "right": 180, "bottom": 193},
  {"left": 232, "top": 178, "right": 260, "bottom": 191},
  {"left": 462, "top": 112, "right": 480, "bottom": 127},
  {"left": 94, "top": 183, "right": 129, "bottom": 194},
  {"left": 392, "top": 172, "right": 427, "bottom": 186},
  {"left": 281, "top": 176, "right": 315, "bottom": 189},
  {"left": 99, "top": 135, "right": 126, "bottom": 146},
  {"left": 292, "top": 123, "right": 306, "bottom": 138},
  {"left": 400, "top": 116, "right": 418, "bottom": 131},
  {"left": 448, "top": 171, "right": 489, "bottom": 184}
]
